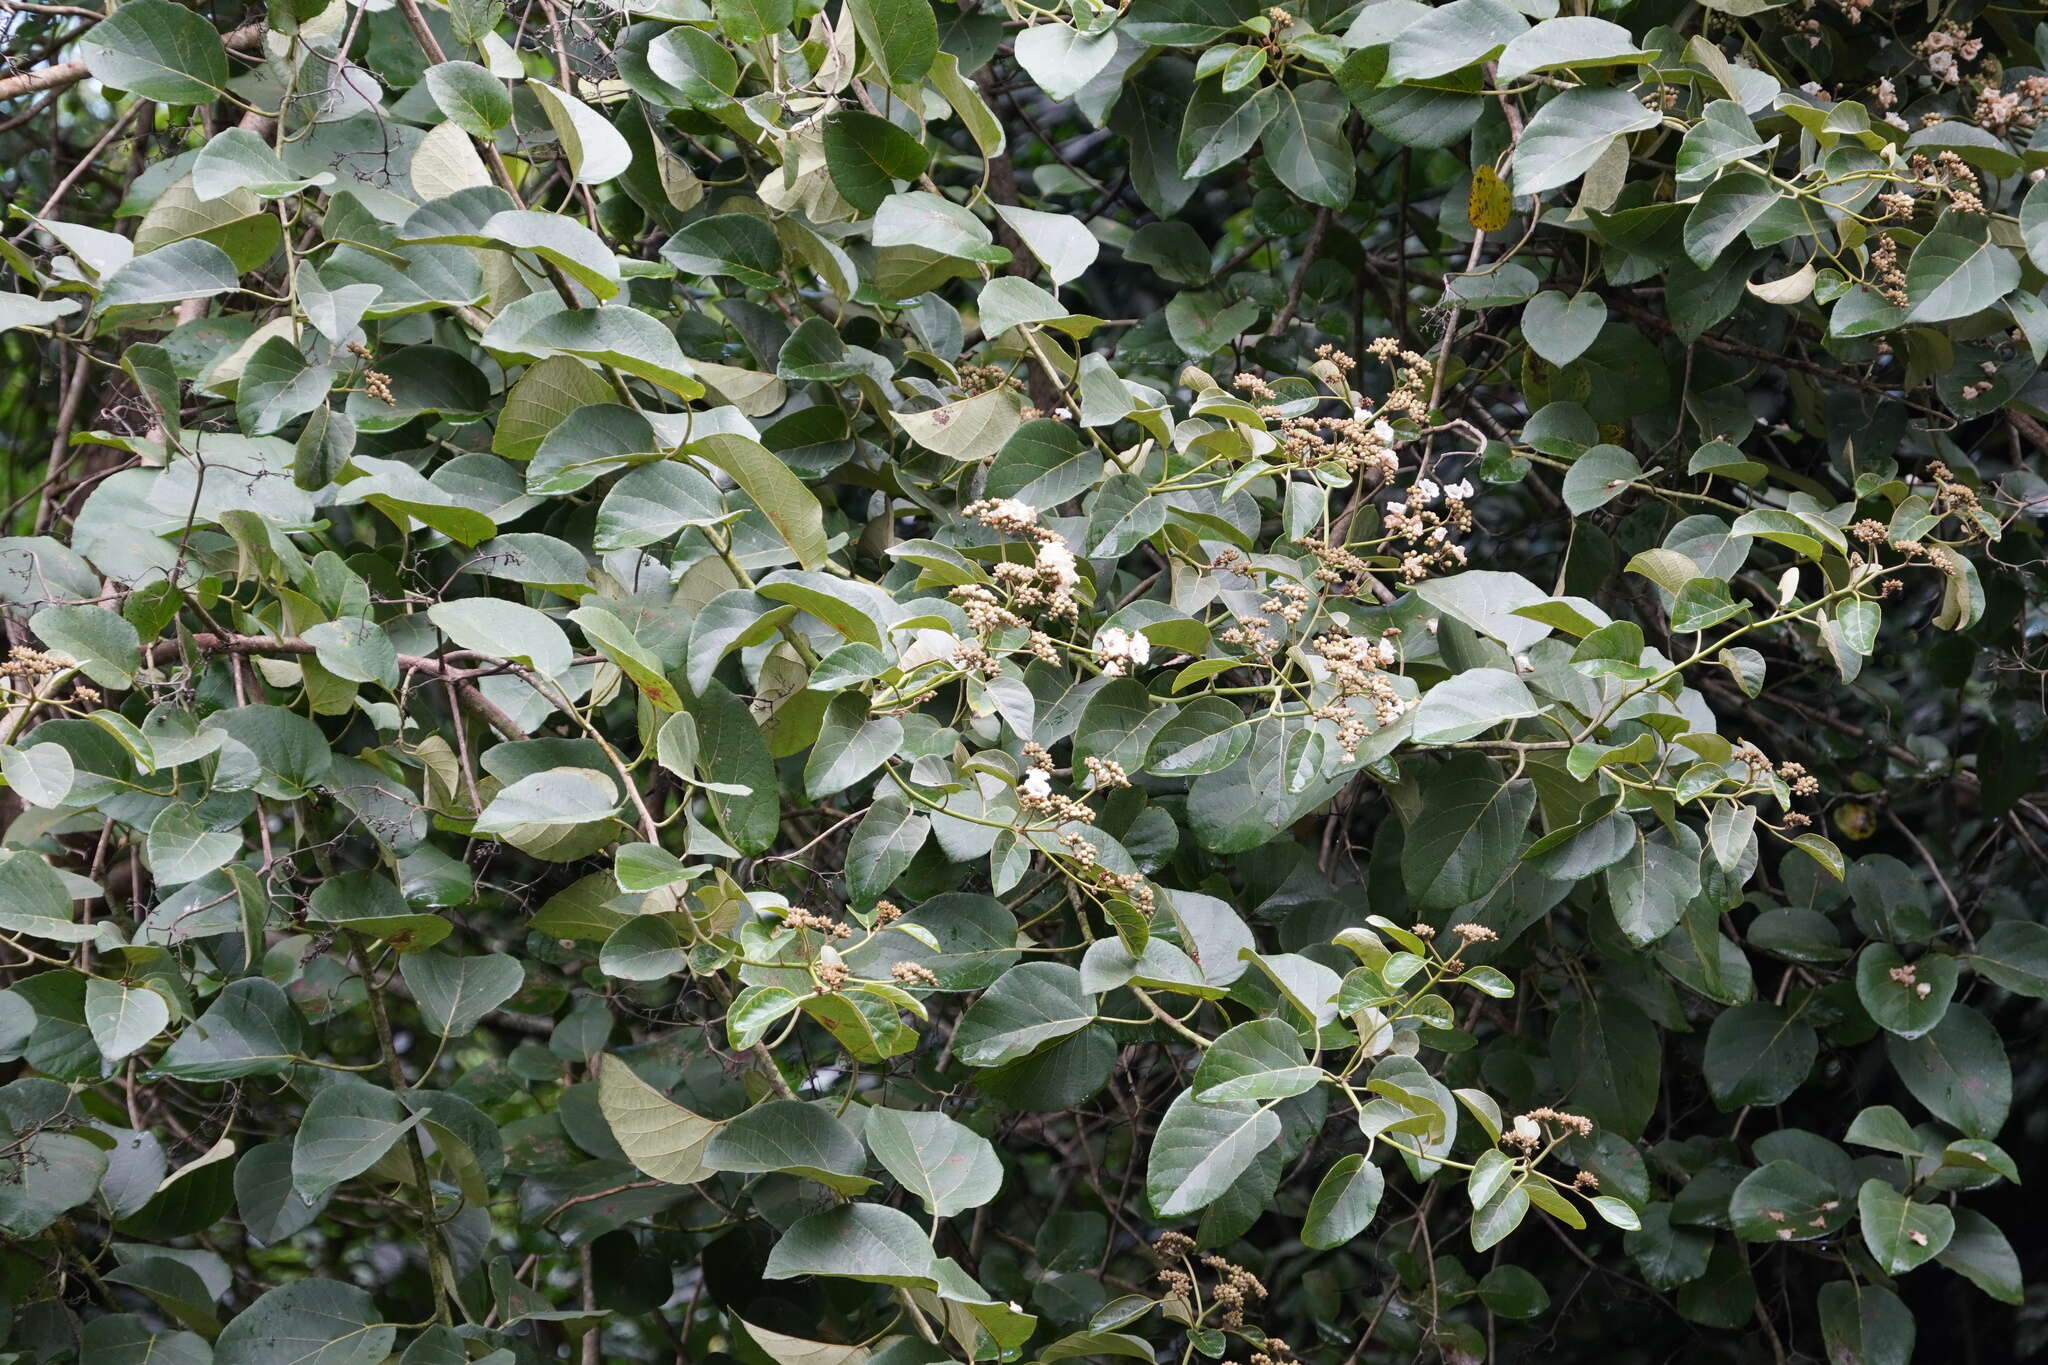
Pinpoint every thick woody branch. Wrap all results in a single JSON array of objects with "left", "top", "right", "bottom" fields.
[{"left": 0, "top": 19, "right": 267, "bottom": 104}]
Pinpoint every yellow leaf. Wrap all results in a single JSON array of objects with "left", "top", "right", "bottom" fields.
[{"left": 1468, "top": 165, "right": 1513, "bottom": 233}]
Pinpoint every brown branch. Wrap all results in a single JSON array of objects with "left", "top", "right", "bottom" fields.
[
  {"left": 146, "top": 633, "right": 526, "bottom": 739},
  {"left": 1267, "top": 207, "right": 1333, "bottom": 339},
  {"left": 0, "top": 19, "right": 266, "bottom": 104}
]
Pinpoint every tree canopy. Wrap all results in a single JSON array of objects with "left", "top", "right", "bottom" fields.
[{"left": 0, "top": 0, "right": 2044, "bottom": 1362}]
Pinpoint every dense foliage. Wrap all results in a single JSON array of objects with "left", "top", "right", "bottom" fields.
[{"left": 2, "top": 0, "right": 2047, "bottom": 1360}]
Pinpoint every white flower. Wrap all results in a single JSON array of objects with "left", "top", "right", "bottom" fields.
[
  {"left": 1512, "top": 1115, "right": 1541, "bottom": 1144},
  {"left": 1371, "top": 418, "right": 1397, "bottom": 445},
  {"left": 1386, "top": 501, "right": 1409, "bottom": 516},
  {"left": 1037, "top": 540, "right": 1080, "bottom": 589},
  {"left": 1446, "top": 479, "right": 1475, "bottom": 500},
  {"left": 1414, "top": 478, "right": 1441, "bottom": 504},
  {"left": 1053, "top": 407, "right": 1072, "bottom": 420},
  {"left": 987, "top": 497, "right": 1037, "bottom": 525},
  {"left": 1095, "top": 627, "right": 1151, "bottom": 670},
  {"left": 1376, "top": 638, "right": 1397, "bottom": 666},
  {"left": 1884, "top": 113, "right": 1910, "bottom": 131},
  {"left": 1514, "top": 653, "right": 1534, "bottom": 674},
  {"left": 1019, "top": 770, "right": 1052, "bottom": 800}
]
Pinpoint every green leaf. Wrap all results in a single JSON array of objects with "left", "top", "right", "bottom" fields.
[
  {"left": 804, "top": 693, "right": 904, "bottom": 799},
  {"left": 1856, "top": 1178, "right": 1952, "bottom": 1274},
  {"left": 399, "top": 952, "right": 524, "bottom": 1037},
  {"left": 428, "top": 597, "right": 573, "bottom": 678},
  {"left": 992, "top": 204, "right": 1098, "bottom": 287},
  {"left": 1193, "top": 1019, "right": 1321, "bottom": 1102},
  {"left": 1179, "top": 82, "right": 1281, "bottom": 179},
  {"left": 1402, "top": 755, "right": 1535, "bottom": 911},
  {"left": 1013, "top": 22, "right": 1119, "bottom": 103},
  {"left": 1521, "top": 291, "right": 1607, "bottom": 367},
  {"left": 714, "top": 0, "right": 794, "bottom": 45},
  {"left": 215, "top": 1279, "right": 395, "bottom": 1365},
  {"left": 193, "top": 127, "right": 331, "bottom": 200},
  {"left": 416, "top": 209, "right": 621, "bottom": 300},
  {"left": 1497, "top": 17, "right": 1652, "bottom": 81},
  {"left": 1675, "top": 101, "right": 1775, "bottom": 182},
  {"left": 2021, "top": 176, "right": 2048, "bottom": 273},
  {"left": 763, "top": 1203, "right": 935, "bottom": 1285},
  {"left": 1854, "top": 945, "right": 1957, "bottom": 1039},
  {"left": 0, "top": 741, "right": 75, "bottom": 808},
  {"left": 1386, "top": 0, "right": 1526, "bottom": 82},
  {"left": 691, "top": 432, "right": 829, "bottom": 569},
  {"left": 425, "top": 60, "right": 513, "bottom": 138},
  {"left": 1478, "top": 1264, "right": 1551, "bottom": 1318},
  {"left": 147, "top": 803, "right": 241, "bottom": 887},
  {"left": 596, "top": 461, "right": 727, "bottom": 551},
  {"left": 1411, "top": 668, "right": 1540, "bottom": 745},
  {"left": 1704, "top": 1002, "right": 1816, "bottom": 1108},
  {"left": 1937, "top": 1208, "right": 2023, "bottom": 1305},
  {"left": 954, "top": 963, "right": 1096, "bottom": 1066},
  {"left": 597, "top": 1055, "right": 719, "bottom": 1184},
  {"left": 531, "top": 82, "right": 632, "bottom": 185},
  {"left": 1146, "top": 1090, "right": 1283, "bottom": 1218},
  {"left": 0, "top": 851, "right": 92, "bottom": 943},
  {"left": 1471, "top": 1178, "right": 1531, "bottom": 1250},
  {"left": 572, "top": 604, "right": 685, "bottom": 711},
  {"left": 706, "top": 1100, "right": 875, "bottom": 1193},
  {"left": 157, "top": 979, "right": 304, "bottom": 1080},
  {"left": 873, "top": 192, "right": 1008, "bottom": 265},
  {"left": 1884, "top": 1005, "right": 2010, "bottom": 1138},
  {"left": 1681, "top": 173, "right": 1777, "bottom": 269},
  {"left": 1301, "top": 1153, "right": 1384, "bottom": 1249},
  {"left": 894, "top": 389, "right": 1024, "bottom": 461},
  {"left": 292, "top": 1082, "right": 421, "bottom": 1201},
  {"left": 0, "top": 1131, "right": 107, "bottom": 1237},
  {"left": 1906, "top": 216, "right": 2020, "bottom": 323},
  {"left": 1514, "top": 88, "right": 1660, "bottom": 197},
  {"left": 823, "top": 110, "right": 931, "bottom": 216},
  {"left": 1967, "top": 920, "right": 2048, "bottom": 998},
  {"left": 1551, "top": 996, "right": 1660, "bottom": 1138},
  {"left": 863, "top": 1107, "right": 1004, "bottom": 1217},
  {"left": 79, "top": 0, "right": 228, "bottom": 103},
  {"left": 1561, "top": 443, "right": 1644, "bottom": 513},
  {"left": 1817, "top": 1282, "right": 1915, "bottom": 1365},
  {"left": 1124, "top": 0, "right": 1264, "bottom": 45},
  {"left": 643, "top": 24, "right": 739, "bottom": 108},
  {"left": 31, "top": 602, "right": 140, "bottom": 687},
  {"left": 1606, "top": 823, "right": 1702, "bottom": 946},
  {"left": 84, "top": 978, "right": 169, "bottom": 1062},
  {"left": 1264, "top": 82, "right": 1355, "bottom": 209},
  {"left": 517, "top": 306, "right": 705, "bottom": 399},
  {"left": 1729, "top": 1160, "right": 1850, "bottom": 1242},
  {"left": 474, "top": 767, "right": 619, "bottom": 842},
  {"left": 662, "top": 214, "right": 785, "bottom": 289},
  {"left": 847, "top": 0, "right": 938, "bottom": 86}
]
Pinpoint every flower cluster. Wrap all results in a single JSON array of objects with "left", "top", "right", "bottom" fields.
[
  {"left": 1309, "top": 629, "right": 1413, "bottom": 757},
  {"left": 1505, "top": 1106, "right": 1595, "bottom": 1149},
  {"left": 965, "top": 497, "right": 1084, "bottom": 623},
  {"left": 783, "top": 907, "right": 853, "bottom": 940},
  {"left": 1383, "top": 477, "right": 1475, "bottom": 584},
  {"left": 1916, "top": 22, "right": 1983, "bottom": 86},
  {"left": 1093, "top": 626, "right": 1151, "bottom": 677}
]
